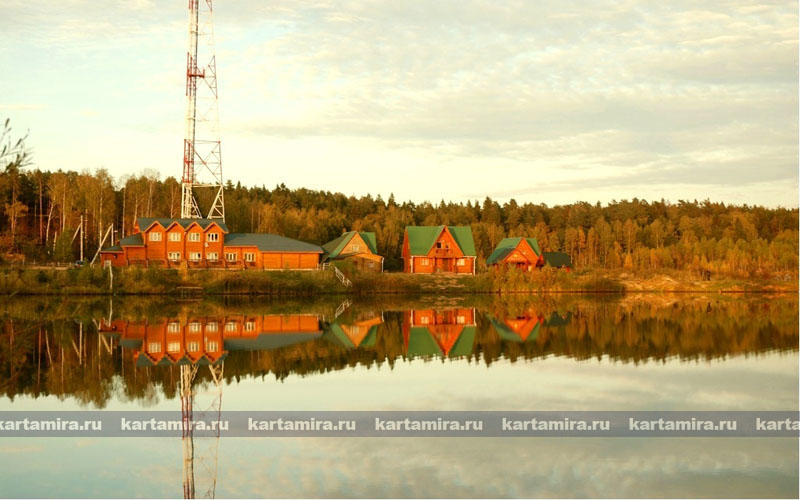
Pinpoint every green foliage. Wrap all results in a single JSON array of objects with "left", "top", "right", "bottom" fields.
[{"left": 0, "top": 164, "right": 797, "bottom": 280}]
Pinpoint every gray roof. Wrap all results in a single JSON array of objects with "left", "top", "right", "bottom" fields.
[
  {"left": 224, "top": 233, "right": 323, "bottom": 253},
  {"left": 137, "top": 217, "right": 229, "bottom": 233},
  {"left": 101, "top": 233, "right": 143, "bottom": 251}
]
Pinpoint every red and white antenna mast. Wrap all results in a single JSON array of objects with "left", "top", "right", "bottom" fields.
[{"left": 182, "top": 0, "right": 225, "bottom": 220}]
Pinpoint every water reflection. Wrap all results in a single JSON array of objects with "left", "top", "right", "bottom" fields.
[
  {"left": 0, "top": 295, "right": 798, "bottom": 498},
  {"left": 0, "top": 295, "right": 796, "bottom": 406}
]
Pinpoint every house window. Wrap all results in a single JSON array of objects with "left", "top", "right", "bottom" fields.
[
  {"left": 188, "top": 233, "right": 200, "bottom": 242},
  {"left": 420, "top": 316, "right": 430, "bottom": 325},
  {"left": 206, "top": 340, "right": 219, "bottom": 352},
  {"left": 167, "top": 322, "right": 180, "bottom": 333},
  {"left": 168, "top": 252, "right": 181, "bottom": 261},
  {"left": 189, "top": 252, "right": 201, "bottom": 261},
  {"left": 352, "top": 244, "right": 360, "bottom": 252},
  {"left": 226, "top": 252, "right": 237, "bottom": 261},
  {"left": 436, "top": 242, "right": 442, "bottom": 249},
  {"left": 457, "top": 315, "right": 466, "bottom": 324},
  {"left": 245, "top": 321, "right": 255, "bottom": 332},
  {"left": 168, "top": 232, "right": 181, "bottom": 242},
  {"left": 207, "top": 233, "right": 219, "bottom": 242},
  {"left": 225, "top": 322, "right": 237, "bottom": 332},
  {"left": 206, "top": 322, "right": 218, "bottom": 332},
  {"left": 420, "top": 258, "right": 429, "bottom": 266},
  {"left": 457, "top": 258, "right": 465, "bottom": 266},
  {"left": 149, "top": 232, "right": 162, "bottom": 242},
  {"left": 351, "top": 326, "right": 362, "bottom": 335},
  {"left": 167, "top": 341, "right": 181, "bottom": 353},
  {"left": 244, "top": 253, "right": 255, "bottom": 262},
  {"left": 206, "top": 252, "right": 219, "bottom": 261},
  {"left": 147, "top": 342, "right": 161, "bottom": 353},
  {"left": 189, "top": 322, "right": 201, "bottom": 332},
  {"left": 367, "top": 261, "right": 374, "bottom": 268},
  {"left": 187, "top": 341, "right": 199, "bottom": 352}
]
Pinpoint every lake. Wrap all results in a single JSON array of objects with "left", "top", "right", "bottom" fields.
[{"left": 0, "top": 293, "right": 797, "bottom": 498}]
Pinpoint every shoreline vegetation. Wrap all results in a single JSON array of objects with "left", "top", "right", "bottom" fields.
[{"left": 1, "top": 265, "right": 796, "bottom": 296}]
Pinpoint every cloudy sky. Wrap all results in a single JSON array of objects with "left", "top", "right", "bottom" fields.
[{"left": 1, "top": 0, "right": 797, "bottom": 207}]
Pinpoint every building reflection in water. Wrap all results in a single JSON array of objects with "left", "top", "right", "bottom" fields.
[
  {"left": 323, "top": 312, "right": 384, "bottom": 349},
  {"left": 99, "top": 314, "right": 324, "bottom": 367},
  {"left": 402, "top": 308, "right": 477, "bottom": 358}
]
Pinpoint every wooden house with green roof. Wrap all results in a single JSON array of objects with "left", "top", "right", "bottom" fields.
[
  {"left": 321, "top": 231, "right": 384, "bottom": 271},
  {"left": 486, "top": 237, "right": 543, "bottom": 271},
  {"left": 99, "top": 217, "right": 323, "bottom": 269},
  {"left": 402, "top": 225, "right": 476, "bottom": 274},
  {"left": 402, "top": 308, "right": 477, "bottom": 358}
]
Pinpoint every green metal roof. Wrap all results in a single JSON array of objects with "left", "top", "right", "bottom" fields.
[
  {"left": 486, "top": 237, "right": 541, "bottom": 265},
  {"left": 224, "top": 233, "right": 323, "bottom": 253},
  {"left": 321, "top": 231, "right": 379, "bottom": 261},
  {"left": 448, "top": 326, "right": 476, "bottom": 358},
  {"left": 407, "top": 327, "right": 443, "bottom": 357},
  {"left": 404, "top": 226, "right": 476, "bottom": 256},
  {"left": 137, "top": 217, "right": 229, "bottom": 233},
  {"left": 543, "top": 251, "right": 572, "bottom": 268},
  {"left": 323, "top": 323, "right": 378, "bottom": 349},
  {"left": 101, "top": 245, "right": 123, "bottom": 253},
  {"left": 489, "top": 317, "right": 540, "bottom": 342}
]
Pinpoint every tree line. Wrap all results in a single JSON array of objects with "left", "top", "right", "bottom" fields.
[{"left": 1, "top": 154, "right": 797, "bottom": 276}]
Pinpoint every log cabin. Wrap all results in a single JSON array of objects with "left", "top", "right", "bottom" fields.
[
  {"left": 486, "top": 237, "right": 543, "bottom": 270},
  {"left": 401, "top": 308, "right": 476, "bottom": 358},
  {"left": 99, "top": 217, "right": 323, "bottom": 269},
  {"left": 402, "top": 226, "right": 476, "bottom": 274},
  {"left": 321, "top": 231, "right": 384, "bottom": 271}
]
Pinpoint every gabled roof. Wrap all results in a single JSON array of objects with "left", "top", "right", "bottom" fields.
[
  {"left": 322, "top": 231, "right": 379, "bottom": 261},
  {"left": 323, "top": 323, "right": 379, "bottom": 349},
  {"left": 486, "top": 237, "right": 541, "bottom": 265},
  {"left": 404, "top": 226, "right": 476, "bottom": 256},
  {"left": 137, "top": 217, "right": 229, "bottom": 233},
  {"left": 406, "top": 326, "right": 476, "bottom": 358},
  {"left": 543, "top": 251, "right": 572, "bottom": 268},
  {"left": 136, "top": 352, "right": 227, "bottom": 366},
  {"left": 223, "top": 233, "right": 323, "bottom": 253},
  {"left": 102, "top": 233, "right": 143, "bottom": 252},
  {"left": 489, "top": 316, "right": 540, "bottom": 342}
]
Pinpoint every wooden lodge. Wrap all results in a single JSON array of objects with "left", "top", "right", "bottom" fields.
[
  {"left": 486, "top": 237, "right": 573, "bottom": 271},
  {"left": 99, "top": 314, "right": 323, "bottom": 366},
  {"left": 402, "top": 308, "right": 476, "bottom": 358},
  {"left": 99, "top": 217, "right": 323, "bottom": 269},
  {"left": 486, "top": 237, "right": 543, "bottom": 270},
  {"left": 321, "top": 231, "right": 384, "bottom": 271},
  {"left": 402, "top": 225, "right": 476, "bottom": 274}
]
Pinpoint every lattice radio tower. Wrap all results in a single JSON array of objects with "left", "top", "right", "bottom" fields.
[{"left": 182, "top": 0, "right": 225, "bottom": 220}]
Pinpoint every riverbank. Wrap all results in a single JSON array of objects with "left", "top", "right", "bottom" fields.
[{"left": 0, "top": 265, "right": 796, "bottom": 296}]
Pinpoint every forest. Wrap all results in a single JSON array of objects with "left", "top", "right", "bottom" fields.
[{"left": 0, "top": 120, "right": 797, "bottom": 277}]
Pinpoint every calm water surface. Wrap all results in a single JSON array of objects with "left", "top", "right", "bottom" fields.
[{"left": 0, "top": 294, "right": 797, "bottom": 498}]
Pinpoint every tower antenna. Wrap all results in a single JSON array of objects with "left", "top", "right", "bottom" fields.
[{"left": 182, "top": 0, "right": 225, "bottom": 220}]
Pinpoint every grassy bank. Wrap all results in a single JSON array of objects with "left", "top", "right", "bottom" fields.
[{"left": 0, "top": 265, "right": 795, "bottom": 296}]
